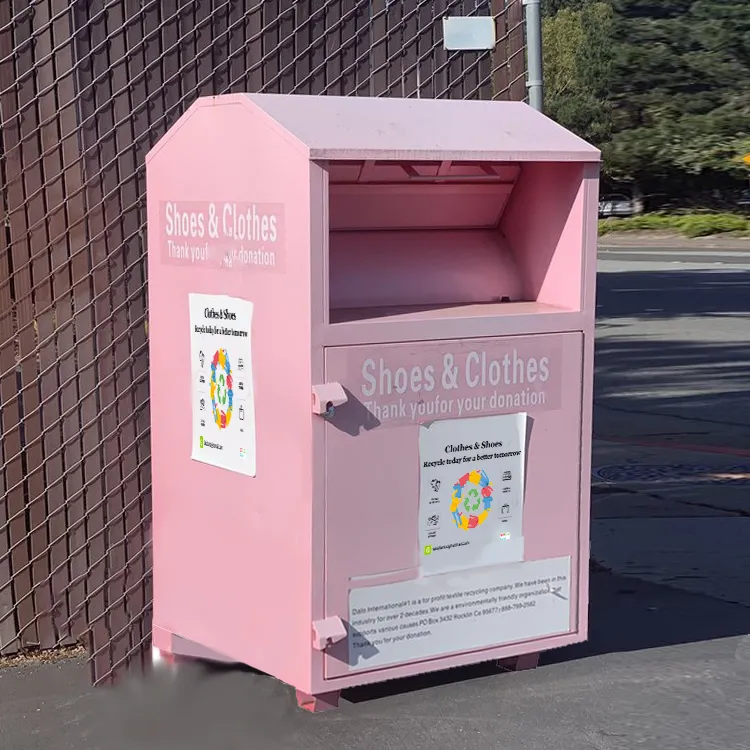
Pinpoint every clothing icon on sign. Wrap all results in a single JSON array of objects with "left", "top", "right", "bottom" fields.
[
  {"left": 239, "top": 405, "right": 245, "bottom": 421},
  {"left": 501, "top": 503, "right": 510, "bottom": 515}
]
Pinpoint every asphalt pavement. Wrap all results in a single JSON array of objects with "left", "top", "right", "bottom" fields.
[
  {"left": 2, "top": 244, "right": 750, "bottom": 750},
  {"left": 600, "top": 246, "right": 750, "bottom": 265}
]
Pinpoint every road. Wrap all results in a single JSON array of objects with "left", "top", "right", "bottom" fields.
[
  {"left": 2, "top": 246, "right": 750, "bottom": 750},
  {"left": 600, "top": 245, "right": 750, "bottom": 266},
  {"left": 595, "top": 247, "right": 750, "bottom": 446}
]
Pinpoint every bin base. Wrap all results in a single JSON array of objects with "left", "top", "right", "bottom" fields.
[
  {"left": 152, "top": 625, "right": 237, "bottom": 666},
  {"left": 296, "top": 689, "right": 341, "bottom": 713},
  {"left": 152, "top": 626, "right": 539, "bottom": 711}
]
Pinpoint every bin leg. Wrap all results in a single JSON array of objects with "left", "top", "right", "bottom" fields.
[
  {"left": 158, "top": 650, "right": 176, "bottom": 665},
  {"left": 295, "top": 689, "right": 341, "bottom": 713},
  {"left": 514, "top": 652, "right": 540, "bottom": 671},
  {"left": 497, "top": 651, "right": 540, "bottom": 672},
  {"left": 151, "top": 646, "right": 181, "bottom": 677}
]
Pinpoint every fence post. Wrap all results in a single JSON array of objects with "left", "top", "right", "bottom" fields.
[{"left": 523, "top": 0, "right": 543, "bottom": 111}]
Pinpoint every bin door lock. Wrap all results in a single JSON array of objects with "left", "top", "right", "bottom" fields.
[
  {"left": 311, "top": 383, "right": 347, "bottom": 418},
  {"left": 311, "top": 617, "right": 348, "bottom": 651}
]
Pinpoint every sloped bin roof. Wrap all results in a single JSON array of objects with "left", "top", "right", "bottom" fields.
[{"left": 151, "top": 93, "right": 600, "bottom": 165}]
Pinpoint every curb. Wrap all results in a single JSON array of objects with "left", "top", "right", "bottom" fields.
[{"left": 599, "top": 232, "right": 750, "bottom": 251}]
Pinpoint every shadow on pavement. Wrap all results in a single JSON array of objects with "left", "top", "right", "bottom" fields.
[
  {"left": 596, "top": 267, "right": 750, "bottom": 321},
  {"left": 548, "top": 568, "right": 750, "bottom": 665},
  {"left": 595, "top": 269, "right": 750, "bottom": 429},
  {"left": 575, "top": 266, "right": 750, "bottom": 659}
]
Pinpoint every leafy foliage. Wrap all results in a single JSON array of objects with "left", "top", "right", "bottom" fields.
[
  {"left": 543, "top": 3, "right": 613, "bottom": 145},
  {"left": 543, "top": 0, "right": 750, "bottom": 199},
  {"left": 599, "top": 212, "right": 750, "bottom": 236}
]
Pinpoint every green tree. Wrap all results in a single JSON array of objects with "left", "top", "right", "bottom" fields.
[
  {"left": 543, "top": 2, "right": 613, "bottom": 145},
  {"left": 544, "top": 0, "right": 750, "bottom": 199},
  {"left": 605, "top": 1, "right": 750, "bottom": 194},
  {"left": 542, "top": 0, "right": 588, "bottom": 16}
]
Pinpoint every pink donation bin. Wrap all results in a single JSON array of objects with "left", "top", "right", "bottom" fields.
[{"left": 146, "top": 94, "right": 600, "bottom": 711}]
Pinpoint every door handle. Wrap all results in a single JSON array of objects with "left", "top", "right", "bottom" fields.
[
  {"left": 311, "top": 616, "right": 348, "bottom": 651},
  {"left": 311, "top": 383, "right": 348, "bottom": 418}
]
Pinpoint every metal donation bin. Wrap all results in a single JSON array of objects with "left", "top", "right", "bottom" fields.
[{"left": 146, "top": 93, "right": 600, "bottom": 711}]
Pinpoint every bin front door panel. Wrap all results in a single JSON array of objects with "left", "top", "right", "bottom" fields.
[{"left": 323, "top": 333, "right": 584, "bottom": 679}]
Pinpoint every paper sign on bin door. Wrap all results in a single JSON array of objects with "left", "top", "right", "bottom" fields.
[
  {"left": 418, "top": 413, "right": 527, "bottom": 576},
  {"left": 189, "top": 293, "right": 257, "bottom": 476},
  {"left": 348, "top": 556, "right": 572, "bottom": 671}
]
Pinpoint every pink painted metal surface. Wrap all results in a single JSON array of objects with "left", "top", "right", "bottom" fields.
[
  {"left": 244, "top": 93, "right": 600, "bottom": 162},
  {"left": 147, "top": 93, "right": 599, "bottom": 705},
  {"left": 153, "top": 625, "right": 235, "bottom": 664},
  {"left": 147, "top": 98, "right": 316, "bottom": 692},
  {"left": 329, "top": 230, "right": 523, "bottom": 310},
  {"left": 321, "top": 333, "right": 583, "bottom": 680},
  {"left": 328, "top": 183, "right": 514, "bottom": 231},
  {"left": 503, "top": 161, "right": 587, "bottom": 311}
]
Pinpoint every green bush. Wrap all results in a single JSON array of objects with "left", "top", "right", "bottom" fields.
[
  {"left": 675, "top": 214, "right": 749, "bottom": 238},
  {"left": 599, "top": 213, "right": 750, "bottom": 237}
]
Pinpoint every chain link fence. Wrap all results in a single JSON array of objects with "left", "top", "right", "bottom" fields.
[{"left": 0, "top": 0, "right": 527, "bottom": 684}]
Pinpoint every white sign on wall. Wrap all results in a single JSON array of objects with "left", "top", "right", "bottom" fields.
[
  {"left": 443, "top": 16, "right": 497, "bottom": 51},
  {"left": 189, "top": 293, "right": 256, "bottom": 476}
]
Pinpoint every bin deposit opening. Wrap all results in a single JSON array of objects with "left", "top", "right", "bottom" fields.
[{"left": 325, "top": 159, "right": 586, "bottom": 323}]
